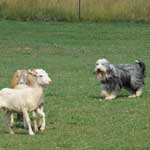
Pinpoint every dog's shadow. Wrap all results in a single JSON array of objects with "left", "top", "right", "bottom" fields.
[{"left": 89, "top": 94, "right": 132, "bottom": 101}]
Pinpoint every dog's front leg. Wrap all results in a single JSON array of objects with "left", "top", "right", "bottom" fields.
[
  {"left": 101, "top": 90, "right": 109, "bottom": 98},
  {"left": 105, "top": 92, "right": 117, "bottom": 100}
]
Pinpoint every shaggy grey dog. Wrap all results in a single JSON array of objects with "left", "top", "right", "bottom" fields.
[{"left": 94, "top": 58, "right": 145, "bottom": 100}]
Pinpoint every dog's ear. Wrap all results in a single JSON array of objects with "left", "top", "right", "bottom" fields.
[
  {"left": 106, "top": 64, "right": 115, "bottom": 78},
  {"left": 106, "top": 69, "right": 114, "bottom": 78},
  {"left": 107, "top": 69, "right": 113, "bottom": 74}
]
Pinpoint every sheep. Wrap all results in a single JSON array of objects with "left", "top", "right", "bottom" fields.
[
  {"left": 10, "top": 69, "right": 39, "bottom": 131},
  {"left": 11, "top": 69, "right": 30, "bottom": 88},
  {"left": 10, "top": 69, "right": 30, "bottom": 127},
  {"left": 0, "top": 69, "right": 52, "bottom": 135},
  {"left": 10, "top": 69, "right": 49, "bottom": 132}
]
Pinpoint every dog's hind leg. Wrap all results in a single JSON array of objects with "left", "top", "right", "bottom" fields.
[
  {"left": 136, "top": 86, "right": 144, "bottom": 97},
  {"left": 128, "top": 94, "right": 136, "bottom": 98},
  {"left": 128, "top": 89, "right": 136, "bottom": 98},
  {"left": 128, "top": 86, "right": 144, "bottom": 98}
]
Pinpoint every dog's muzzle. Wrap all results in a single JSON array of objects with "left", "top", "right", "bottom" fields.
[{"left": 96, "top": 68, "right": 105, "bottom": 74}]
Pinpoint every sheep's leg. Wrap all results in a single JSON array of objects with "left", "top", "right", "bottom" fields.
[
  {"left": 10, "top": 113, "right": 14, "bottom": 127},
  {"left": 23, "top": 116, "right": 28, "bottom": 129},
  {"left": 3, "top": 112, "right": 14, "bottom": 134},
  {"left": 37, "top": 108, "right": 45, "bottom": 131},
  {"left": 39, "top": 105, "right": 44, "bottom": 127},
  {"left": 32, "top": 111, "right": 38, "bottom": 132},
  {"left": 22, "top": 109, "right": 34, "bottom": 135}
]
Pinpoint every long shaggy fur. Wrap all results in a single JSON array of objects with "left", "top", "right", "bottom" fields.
[{"left": 95, "top": 58, "right": 145, "bottom": 100}]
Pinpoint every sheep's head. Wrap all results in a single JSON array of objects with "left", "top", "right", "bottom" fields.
[
  {"left": 28, "top": 69, "right": 52, "bottom": 86},
  {"left": 11, "top": 69, "right": 29, "bottom": 88}
]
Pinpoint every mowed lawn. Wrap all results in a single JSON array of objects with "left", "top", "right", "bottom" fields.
[{"left": 0, "top": 20, "right": 150, "bottom": 150}]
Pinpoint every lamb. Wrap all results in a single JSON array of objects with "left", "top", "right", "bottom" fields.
[
  {"left": 11, "top": 69, "right": 30, "bottom": 89},
  {"left": 0, "top": 69, "right": 52, "bottom": 135},
  {"left": 10, "top": 69, "right": 40, "bottom": 131},
  {"left": 10, "top": 69, "right": 30, "bottom": 127}
]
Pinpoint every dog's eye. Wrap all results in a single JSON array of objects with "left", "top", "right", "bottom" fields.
[
  {"left": 39, "top": 75, "right": 43, "bottom": 77},
  {"left": 96, "top": 63, "right": 99, "bottom": 66}
]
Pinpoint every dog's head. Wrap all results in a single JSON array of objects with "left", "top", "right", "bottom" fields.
[{"left": 94, "top": 58, "right": 114, "bottom": 81}]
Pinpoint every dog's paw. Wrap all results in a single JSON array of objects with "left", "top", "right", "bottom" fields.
[
  {"left": 105, "top": 96, "right": 116, "bottom": 100},
  {"left": 128, "top": 94, "right": 136, "bottom": 98}
]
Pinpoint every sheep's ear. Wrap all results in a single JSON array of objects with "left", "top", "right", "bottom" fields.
[
  {"left": 28, "top": 69, "right": 36, "bottom": 76},
  {"left": 28, "top": 69, "right": 32, "bottom": 74},
  {"left": 16, "top": 69, "right": 21, "bottom": 75}
]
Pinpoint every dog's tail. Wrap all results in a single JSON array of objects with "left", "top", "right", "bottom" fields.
[{"left": 135, "top": 60, "right": 146, "bottom": 76}]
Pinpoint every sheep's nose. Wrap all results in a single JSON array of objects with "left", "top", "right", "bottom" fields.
[{"left": 18, "top": 80, "right": 25, "bottom": 84}]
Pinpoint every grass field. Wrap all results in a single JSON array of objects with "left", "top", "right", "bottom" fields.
[{"left": 0, "top": 20, "right": 150, "bottom": 149}]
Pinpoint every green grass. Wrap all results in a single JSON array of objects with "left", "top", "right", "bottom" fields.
[{"left": 0, "top": 20, "right": 150, "bottom": 149}]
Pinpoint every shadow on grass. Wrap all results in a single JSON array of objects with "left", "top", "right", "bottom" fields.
[
  {"left": 1, "top": 130, "right": 27, "bottom": 135},
  {"left": 89, "top": 94, "right": 134, "bottom": 101}
]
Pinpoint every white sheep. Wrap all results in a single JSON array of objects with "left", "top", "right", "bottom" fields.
[
  {"left": 10, "top": 69, "right": 41, "bottom": 131},
  {"left": 0, "top": 69, "right": 52, "bottom": 135},
  {"left": 10, "top": 69, "right": 29, "bottom": 127}
]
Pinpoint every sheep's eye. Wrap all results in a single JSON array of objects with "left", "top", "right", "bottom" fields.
[{"left": 39, "top": 75, "right": 43, "bottom": 77}]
